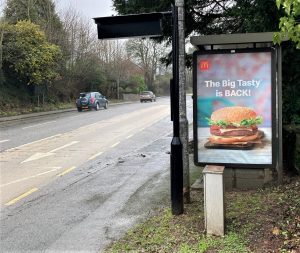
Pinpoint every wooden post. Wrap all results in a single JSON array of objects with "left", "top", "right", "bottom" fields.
[{"left": 203, "top": 165, "right": 225, "bottom": 236}]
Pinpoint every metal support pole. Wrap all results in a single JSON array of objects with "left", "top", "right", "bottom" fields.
[
  {"left": 170, "top": 4, "right": 183, "bottom": 215},
  {"left": 175, "top": 0, "right": 190, "bottom": 203},
  {"left": 170, "top": 79, "right": 174, "bottom": 121},
  {"left": 277, "top": 46, "right": 283, "bottom": 184}
]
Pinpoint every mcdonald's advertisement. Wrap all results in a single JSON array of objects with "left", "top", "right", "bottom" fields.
[{"left": 193, "top": 49, "right": 275, "bottom": 167}]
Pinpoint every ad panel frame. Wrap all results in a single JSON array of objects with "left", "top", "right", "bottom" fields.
[{"left": 193, "top": 47, "right": 277, "bottom": 168}]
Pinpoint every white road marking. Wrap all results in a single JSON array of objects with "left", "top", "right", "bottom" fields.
[
  {"left": 0, "top": 167, "right": 62, "bottom": 187},
  {"left": 49, "top": 141, "right": 79, "bottom": 153},
  {"left": 20, "top": 152, "right": 55, "bottom": 163},
  {"left": 22, "top": 121, "right": 57, "bottom": 129},
  {"left": 0, "top": 139, "right": 10, "bottom": 143},
  {"left": 110, "top": 142, "right": 120, "bottom": 148},
  {"left": 21, "top": 141, "right": 79, "bottom": 163},
  {"left": 88, "top": 151, "right": 103, "bottom": 160},
  {"left": 126, "top": 134, "right": 133, "bottom": 139},
  {"left": 5, "top": 134, "right": 62, "bottom": 152},
  {"left": 70, "top": 115, "right": 82, "bottom": 119},
  {"left": 78, "top": 122, "right": 99, "bottom": 130}
]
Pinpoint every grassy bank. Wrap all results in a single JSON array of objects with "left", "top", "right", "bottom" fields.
[
  {"left": 0, "top": 102, "right": 75, "bottom": 117},
  {"left": 0, "top": 99, "right": 126, "bottom": 117},
  {"left": 105, "top": 176, "right": 300, "bottom": 253}
]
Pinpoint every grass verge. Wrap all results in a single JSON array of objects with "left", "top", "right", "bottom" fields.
[
  {"left": 0, "top": 99, "right": 127, "bottom": 117},
  {"left": 0, "top": 102, "right": 74, "bottom": 117},
  {"left": 105, "top": 176, "right": 300, "bottom": 253}
]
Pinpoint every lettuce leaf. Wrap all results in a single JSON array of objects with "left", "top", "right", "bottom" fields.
[
  {"left": 207, "top": 118, "right": 229, "bottom": 127},
  {"left": 207, "top": 116, "right": 263, "bottom": 128},
  {"left": 240, "top": 116, "right": 263, "bottom": 127}
]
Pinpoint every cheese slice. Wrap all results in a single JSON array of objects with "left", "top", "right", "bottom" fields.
[{"left": 219, "top": 128, "right": 253, "bottom": 133}]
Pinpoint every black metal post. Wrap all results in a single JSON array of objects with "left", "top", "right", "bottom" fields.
[
  {"left": 277, "top": 46, "right": 283, "bottom": 184},
  {"left": 170, "top": 79, "right": 173, "bottom": 121},
  {"left": 170, "top": 4, "right": 183, "bottom": 215}
]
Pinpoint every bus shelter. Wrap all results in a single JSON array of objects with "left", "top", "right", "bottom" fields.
[{"left": 191, "top": 32, "right": 285, "bottom": 185}]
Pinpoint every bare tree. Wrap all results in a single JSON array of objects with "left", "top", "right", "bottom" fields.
[
  {"left": 60, "top": 7, "right": 133, "bottom": 99},
  {"left": 61, "top": 8, "right": 95, "bottom": 67},
  {"left": 94, "top": 39, "right": 131, "bottom": 99},
  {"left": 56, "top": 7, "right": 99, "bottom": 98},
  {"left": 126, "top": 38, "right": 165, "bottom": 92}
]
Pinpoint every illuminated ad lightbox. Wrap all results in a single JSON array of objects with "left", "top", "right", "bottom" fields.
[{"left": 193, "top": 48, "right": 276, "bottom": 168}]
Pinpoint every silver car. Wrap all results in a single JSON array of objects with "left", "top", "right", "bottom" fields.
[{"left": 140, "top": 91, "right": 156, "bottom": 103}]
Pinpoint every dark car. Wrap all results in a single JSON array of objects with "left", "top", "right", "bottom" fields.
[
  {"left": 76, "top": 92, "right": 108, "bottom": 112},
  {"left": 140, "top": 91, "right": 156, "bottom": 102}
]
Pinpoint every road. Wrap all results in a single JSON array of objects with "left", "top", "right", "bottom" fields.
[{"left": 0, "top": 97, "right": 178, "bottom": 252}]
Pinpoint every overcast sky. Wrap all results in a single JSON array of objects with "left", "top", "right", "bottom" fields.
[
  {"left": 55, "top": 0, "right": 116, "bottom": 18},
  {"left": 0, "top": 0, "right": 116, "bottom": 19}
]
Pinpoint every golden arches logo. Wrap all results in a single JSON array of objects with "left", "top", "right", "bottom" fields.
[{"left": 199, "top": 60, "right": 209, "bottom": 70}]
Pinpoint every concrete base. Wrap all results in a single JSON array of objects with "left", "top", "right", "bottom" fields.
[
  {"left": 190, "top": 154, "right": 276, "bottom": 190},
  {"left": 224, "top": 168, "right": 275, "bottom": 190}
]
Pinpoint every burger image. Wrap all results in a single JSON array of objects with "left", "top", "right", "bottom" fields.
[{"left": 207, "top": 106, "right": 263, "bottom": 145}]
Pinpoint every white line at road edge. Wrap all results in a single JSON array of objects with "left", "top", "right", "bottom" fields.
[
  {"left": 0, "top": 167, "right": 62, "bottom": 187},
  {"left": 4, "top": 134, "right": 62, "bottom": 152},
  {"left": 70, "top": 115, "right": 82, "bottom": 119},
  {"left": 0, "top": 139, "right": 10, "bottom": 143},
  {"left": 22, "top": 121, "right": 57, "bottom": 129},
  {"left": 78, "top": 122, "right": 99, "bottom": 131}
]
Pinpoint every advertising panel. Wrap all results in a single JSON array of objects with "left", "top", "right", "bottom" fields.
[{"left": 193, "top": 48, "right": 276, "bottom": 168}]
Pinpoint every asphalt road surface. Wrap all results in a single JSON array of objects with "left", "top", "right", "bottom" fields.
[{"left": 0, "top": 97, "right": 181, "bottom": 252}]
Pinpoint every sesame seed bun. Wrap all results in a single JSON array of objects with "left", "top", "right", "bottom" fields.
[{"left": 211, "top": 106, "right": 257, "bottom": 123}]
